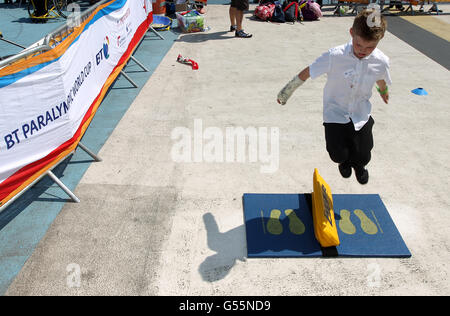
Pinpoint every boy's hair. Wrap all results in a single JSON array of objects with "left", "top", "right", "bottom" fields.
[{"left": 352, "top": 9, "right": 387, "bottom": 42}]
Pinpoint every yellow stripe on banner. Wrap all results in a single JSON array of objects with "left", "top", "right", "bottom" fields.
[
  {"left": 0, "top": 0, "right": 116, "bottom": 77},
  {"left": 400, "top": 15, "right": 450, "bottom": 42}
]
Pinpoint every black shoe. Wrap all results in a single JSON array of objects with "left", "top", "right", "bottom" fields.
[
  {"left": 354, "top": 167, "right": 369, "bottom": 185},
  {"left": 338, "top": 163, "right": 352, "bottom": 178},
  {"left": 229, "top": 25, "right": 237, "bottom": 32},
  {"left": 429, "top": 6, "right": 443, "bottom": 13},
  {"left": 235, "top": 29, "right": 252, "bottom": 38}
]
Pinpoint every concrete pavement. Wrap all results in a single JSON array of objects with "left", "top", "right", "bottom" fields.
[{"left": 3, "top": 4, "right": 450, "bottom": 295}]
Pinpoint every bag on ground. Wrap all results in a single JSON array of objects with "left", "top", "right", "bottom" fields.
[
  {"left": 299, "top": 0, "right": 322, "bottom": 21},
  {"left": 255, "top": 3, "right": 276, "bottom": 21},
  {"left": 271, "top": 2, "right": 286, "bottom": 23},
  {"left": 283, "top": 1, "right": 300, "bottom": 22}
]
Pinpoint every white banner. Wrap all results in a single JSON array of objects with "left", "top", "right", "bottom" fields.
[{"left": 0, "top": 0, "right": 152, "bottom": 206}]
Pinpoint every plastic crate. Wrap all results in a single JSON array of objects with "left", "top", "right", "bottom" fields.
[{"left": 176, "top": 10, "right": 205, "bottom": 33}]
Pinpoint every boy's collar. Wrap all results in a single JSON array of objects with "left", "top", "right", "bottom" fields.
[{"left": 346, "top": 41, "right": 373, "bottom": 60}]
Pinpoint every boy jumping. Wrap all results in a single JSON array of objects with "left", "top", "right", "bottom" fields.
[{"left": 277, "top": 9, "right": 391, "bottom": 185}]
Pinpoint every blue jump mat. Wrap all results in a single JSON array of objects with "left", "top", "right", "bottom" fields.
[{"left": 243, "top": 193, "right": 411, "bottom": 258}]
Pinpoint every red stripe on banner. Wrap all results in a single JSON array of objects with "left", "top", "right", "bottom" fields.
[{"left": 0, "top": 12, "right": 152, "bottom": 206}]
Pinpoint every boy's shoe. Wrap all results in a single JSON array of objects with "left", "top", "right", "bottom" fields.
[
  {"left": 354, "top": 167, "right": 369, "bottom": 185},
  {"left": 338, "top": 162, "right": 352, "bottom": 178},
  {"left": 235, "top": 29, "right": 252, "bottom": 38},
  {"left": 229, "top": 25, "right": 237, "bottom": 32}
]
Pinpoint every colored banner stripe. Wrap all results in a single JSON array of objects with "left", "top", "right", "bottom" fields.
[{"left": 0, "top": 0, "right": 127, "bottom": 87}]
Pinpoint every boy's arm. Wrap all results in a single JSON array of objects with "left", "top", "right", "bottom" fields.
[
  {"left": 376, "top": 80, "right": 389, "bottom": 104},
  {"left": 277, "top": 67, "right": 310, "bottom": 105}
]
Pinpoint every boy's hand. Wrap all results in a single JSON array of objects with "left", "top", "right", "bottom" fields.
[
  {"left": 380, "top": 92, "right": 389, "bottom": 104},
  {"left": 376, "top": 80, "right": 389, "bottom": 104},
  {"left": 277, "top": 75, "right": 305, "bottom": 105}
]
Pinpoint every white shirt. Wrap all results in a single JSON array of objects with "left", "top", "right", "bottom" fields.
[{"left": 309, "top": 41, "right": 392, "bottom": 131}]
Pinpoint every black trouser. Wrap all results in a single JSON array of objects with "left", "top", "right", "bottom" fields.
[{"left": 323, "top": 117, "right": 374, "bottom": 170}]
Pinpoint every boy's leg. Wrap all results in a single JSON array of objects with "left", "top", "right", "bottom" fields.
[
  {"left": 349, "top": 117, "right": 375, "bottom": 184},
  {"left": 324, "top": 122, "right": 353, "bottom": 177}
]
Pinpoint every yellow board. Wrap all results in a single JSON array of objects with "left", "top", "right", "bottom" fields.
[{"left": 312, "top": 169, "right": 340, "bottom": 247}]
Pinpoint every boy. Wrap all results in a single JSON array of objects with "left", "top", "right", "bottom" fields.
[{"left": 277, "top": 9, "right": 391, "bottom": 185}]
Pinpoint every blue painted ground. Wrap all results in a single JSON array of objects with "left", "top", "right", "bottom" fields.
[{"left": 0, "top": 2, "right": 181, "bottom": 294}]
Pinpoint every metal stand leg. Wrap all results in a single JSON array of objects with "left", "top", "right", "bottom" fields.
[
  {"left": 78, "top": 142, "right": 102, "bottom": 162},
  {"left": 130, "top": 55, "right": 149, "bottom": 72},
  {"left": 46, "top": 170, "right": 80, "bottom": 203},
  {"left": 149, "top": 26, "right": 165, "bottom": 40},
  {"left": 0, "top": 37, "right": 26, "bottom": 49},
  {"left": 120, "top": 70, "right": 138, "bottom": 88}
]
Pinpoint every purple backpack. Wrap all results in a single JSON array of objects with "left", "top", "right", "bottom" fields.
[{"left": 299, "top": 0, "right": 322, "bottom": 21}]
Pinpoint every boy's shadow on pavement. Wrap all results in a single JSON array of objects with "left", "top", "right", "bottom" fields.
[
  {"left": 198, "top": 212, "right": 247, "bottom": 282},
  {"left": 199, "top": 197, "right": 323, "bottom": 282}
]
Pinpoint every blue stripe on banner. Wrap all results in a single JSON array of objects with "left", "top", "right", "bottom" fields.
[
  {"left": 84, "top": 0, "right": 128, "bottom": 31},
  {"left": 0, "top": 0, "right": 128, "bottom": 89},
  {"left": 0, "top": 58, "right": 61, "bottom": 88}
]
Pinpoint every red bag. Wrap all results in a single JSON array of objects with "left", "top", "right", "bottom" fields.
[{"left": 255, "top": 3, "right": 276, "bottom": 21}]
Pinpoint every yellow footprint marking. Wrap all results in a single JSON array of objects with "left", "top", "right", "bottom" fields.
[
  {"left": 284, "top": 209, "right": 305, "bottom": 235},
  {"left": 339, "top": 209, "right": 356, "bottom": 235},
  {"left": 354, "top": 209, "right": 378, "bottom": 235},
  {"left": 267, "top": 209, "right": 283, "bottom": 235}
]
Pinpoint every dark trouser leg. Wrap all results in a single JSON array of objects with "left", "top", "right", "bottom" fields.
[
  {"left": 348, "top": 116, "right": 374, "bottom": 171},
  {"left": 324, "top": 121, "right": 354, "bottom": 165}
]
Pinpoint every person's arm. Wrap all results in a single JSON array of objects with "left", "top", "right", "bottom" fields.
[
  {"left": 376, "top": 79, "right": 389, "bottom": 104},
  {"left": 277, "top": 67, "right": 310, "bottom": 105}
]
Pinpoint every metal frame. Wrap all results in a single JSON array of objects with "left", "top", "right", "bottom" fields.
[
  {"left": 0, "top": 141, "right": 104, "bottom": 213},
  {"left": 335, "top": 0, "right": 447, "bottom": 16},
  {"left": 0, "top": 34, "right": 27, "bottom": 50},
  {"left": 0, "top": 150, "right": 78, "bottom": 213},
  {"left": 0, "top": 45, "right": 52, "bottom": 69}
]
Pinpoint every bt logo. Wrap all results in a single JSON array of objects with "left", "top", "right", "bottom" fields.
[{"left": 96, "top": 36, "right": 110, "bottom": 65}]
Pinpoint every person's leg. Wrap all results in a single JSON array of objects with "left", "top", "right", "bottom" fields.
[
  {"left": 235, "top": 9, "right": 244, "bottom": 32},
  {"left": 429, "top": 3, "right": 442, "bottom": 12},
  {"left": 324, "top": 122, "right": 353, "bottom": 178},
  {"left": 348, "top": 117, "right": 374, "bottom": 184},
  {"left": 234, "top": 0, "right": 252, "bottom": 37},
  {"left": 34, "top": 0, "right": 48, "bottom": 16},
  {"left": 229, "top": 4, "right": 237, "bottom": 31}
]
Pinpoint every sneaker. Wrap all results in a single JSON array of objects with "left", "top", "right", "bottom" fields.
[
  {"left": 229, "top": 25, "right": 237, "bottom": 32},
  {"left": 338, "top": 162, "right": 352, "bottom": 178},
  {"left": 235, "top": 29, "right": 252, "bottom": 38},
  {"left": 354, "top": 167, "right": 369, "bottom": 185},
  {"left": 429, "top": 6, "right": 443, "bottom": 13}
]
